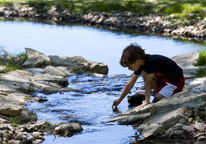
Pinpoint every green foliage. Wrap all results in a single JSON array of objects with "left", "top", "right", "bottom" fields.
[
  {"left": 195, "top": 49, "right": 206, "bottom": 66},
  {"left": 0, "top": 0, "right": 206, "bottom": 19},
  {"left": 25, "top": 95, "right": 31, "bottom": 100},
  {"left": 0, "top": 47, "right": 28, "bottom": 72},
  {"left": 195, "top": 67, "right": 206, "bottom": 77},
  {"left": 9, "top": 115, "right": 19, "bottom": 127}
]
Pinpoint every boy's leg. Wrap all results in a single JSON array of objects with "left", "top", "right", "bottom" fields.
[{"left": 155, "top": 93, "right": 165, "bottom": 100}]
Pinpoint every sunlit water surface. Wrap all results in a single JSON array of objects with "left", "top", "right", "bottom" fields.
[{"left": 0, "top": 20, "right": 205, "bottom": 144}]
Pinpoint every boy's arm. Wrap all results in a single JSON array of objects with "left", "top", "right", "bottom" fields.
[
  {"left": 136, "top": 73, "right": 155, "bottom": 109},
  {"left": 112, "top": 74, "right": 139, "bottom": 108}
]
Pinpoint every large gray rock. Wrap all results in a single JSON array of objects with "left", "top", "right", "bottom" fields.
[
  {"left": 0, "top": 65, "right": 6, "bottom": 73},
  {"left": 171, "top": 52, "right": 201, "bottom": 78},
  {"left": 106, "top": 92, "right": 205, "bottom": 124},
  {"left": 45, "top": 66, "right": 68, "bottom": 77},
  {"left": 23, "top": 48, "right": 51, "bottom": 68},
  {"left": 0, "top": 100, "right": 23, "bottom": 116},
  {"left": 53, "top": 122, "right": 83, "bottom": 135},
  {"left": 141, "top": 123, "right": 165, "bottom": 138},
  {"left": 14, "top": 108, "right": 37, "bottom": 124},
  {"left": 26, "top": 121, "right": 53, "bottom": 132},
  {"left": 49, "top": 55, "right": 108, "bottom": 75}
]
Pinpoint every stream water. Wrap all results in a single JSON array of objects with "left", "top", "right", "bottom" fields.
[{"left": 0, "top": 19, "right": 205, "bottom": 144}]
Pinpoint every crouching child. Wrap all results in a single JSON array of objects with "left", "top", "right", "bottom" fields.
[{"left": 112, "top": 43, "right": 185, "bottom": 109}]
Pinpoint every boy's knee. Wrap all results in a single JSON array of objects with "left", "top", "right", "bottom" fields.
[{"left": 155, "top": 93, "right": 165, "bottom": 100}]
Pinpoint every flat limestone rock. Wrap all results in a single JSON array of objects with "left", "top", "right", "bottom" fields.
[{"left": 0, "top": 100, "right": 23, "bottom": 116}]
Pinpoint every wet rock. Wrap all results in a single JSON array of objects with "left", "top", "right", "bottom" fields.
[
  {"left": 15, "top": 132, "right": 35, "bottom": 144},
  {"left": 0, "top": 100, "right": 23, "bottom": 116},
  {"left": 23, "top": 48, "right": 51, "bottom": 68},
  {"left": 53, "top": 122, "right": 83, "bottom": 136},
  {"left": 34, "top": 97, "right": 48, "bottom": 103},
  {"left": 26, "top": 121, "right": 53, "bottom": 132}
]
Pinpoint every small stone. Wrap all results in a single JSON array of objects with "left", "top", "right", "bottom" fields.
[
  {"left": 198, "top": 136, "right": 206, "bottom": 141},
  {"left": 194, "top": 132, "right": 205, "bottom": 139},
  {"left": 194, "top": 123, "right": 206, "bottom": 132},
  {"left": 34, "top": 97, "right": 48, "bottom": 102},
  {"left": 182, "top": 125, "right": 195, "bottom": 133},
  {"left": 8, "top": 140, "right": 21, "bottom": 144},
  {"left": 187, "top": 118, "right": 193, "bottom": 124}
]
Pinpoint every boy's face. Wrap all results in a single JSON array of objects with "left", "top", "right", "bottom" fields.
[{"left": 127, "top": 60, "right": 142, "bottom": 71}]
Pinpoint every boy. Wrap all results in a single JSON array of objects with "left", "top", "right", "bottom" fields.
[{"left": 112, "top": 42, "right": 185, "bottom": 109}]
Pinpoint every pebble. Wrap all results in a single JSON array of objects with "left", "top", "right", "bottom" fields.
[{"left": 198, "top": 136, "right": 206, "bottom": 141}]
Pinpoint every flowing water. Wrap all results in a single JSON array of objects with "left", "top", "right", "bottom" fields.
[{"left": 0, "top": 19, "right": 205, "bottom": 144}]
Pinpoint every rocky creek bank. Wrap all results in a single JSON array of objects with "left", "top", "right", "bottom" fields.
[
  {"left": 0, "top": 2, "right": 206, "bottom": 40},
  {"left": 0, "top": 48, "right": 108, "bottom": 144},
  {"left": 105, "top": 52, "right": 206, "bottom": 142}
]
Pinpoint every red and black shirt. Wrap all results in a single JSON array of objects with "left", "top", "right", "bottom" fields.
[{"left": 134, "top": 54, "right": 183, "bottom": 84}]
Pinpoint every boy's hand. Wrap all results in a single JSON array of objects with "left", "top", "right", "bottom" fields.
[
  {"left": 112, "top": 99, "right": 121, "bottom": 109},
  {"left": 135, "top": 101, "right": 149, "bottom": 109}
]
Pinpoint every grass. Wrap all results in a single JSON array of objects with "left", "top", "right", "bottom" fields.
[
  {"left": 0, "top": 46, "right": 28, "bottom": 72},
  {"left": 25, "top": 95, "right": 31, "bottom": 100},
  {"left": 194, "top": 49, "right": 206, "bottom": 77},
  {"left": 0, "top": 0, "right": 206, "bottom": 19}
]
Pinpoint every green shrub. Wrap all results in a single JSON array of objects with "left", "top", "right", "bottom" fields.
[
  {"left": 0, "top": 47, "right": 28, "bottom": 72},
  {"left": 195, "top": 49, "right": 206, "bottom": 66},
  {"left": 195, "top": 67, "right": 206, "bottom": 77}
]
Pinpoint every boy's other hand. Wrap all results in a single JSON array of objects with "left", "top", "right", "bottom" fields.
[
  {"left": 135, "top": 101, "right": 149, "bottom": 109},
  {"left": 112, "top": 99, "right": 121, "bottom": 109}
]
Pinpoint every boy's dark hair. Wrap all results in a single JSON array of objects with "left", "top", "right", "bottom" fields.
[{"left": 120, "top": 43, "right": 146, "bottom": 67}]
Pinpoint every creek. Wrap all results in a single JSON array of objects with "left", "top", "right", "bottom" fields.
[{"left": 0, "top": 20, "right": 205, "bottom": 144}]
